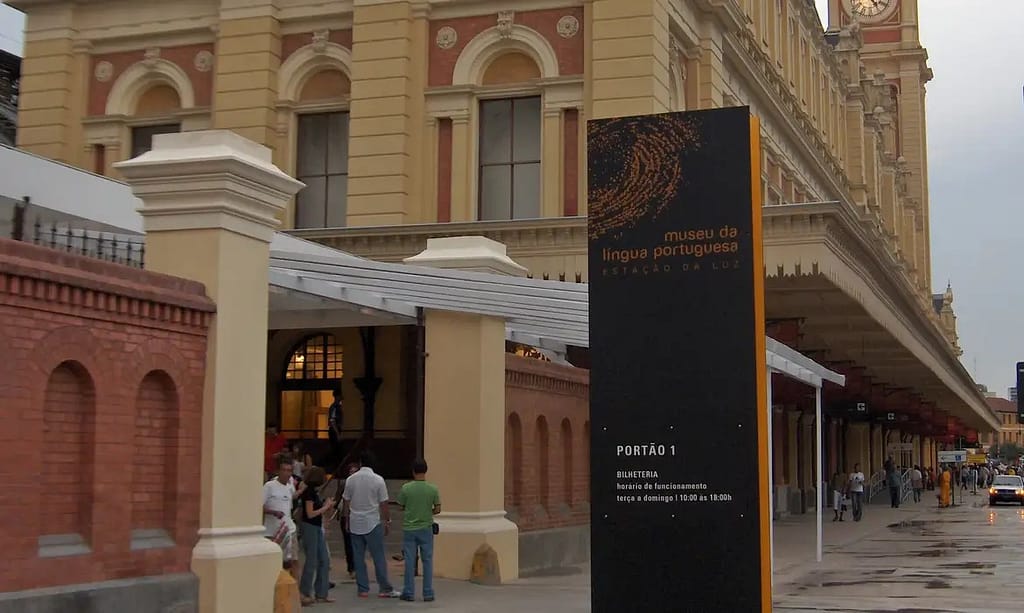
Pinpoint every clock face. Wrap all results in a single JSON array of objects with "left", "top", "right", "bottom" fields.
[{"left": 848, "top": 0, "right": 896, "bottom": 20}]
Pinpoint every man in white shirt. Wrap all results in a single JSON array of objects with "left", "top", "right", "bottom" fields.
[
  {"left": 263, "top": 453, "right": 304, "bottom": 576},
  {"left": 342, "top": 451, "right": 401, "bottom": 599},
  {"left": 848, "top": 463, "right": 865, "bottom": 522}
]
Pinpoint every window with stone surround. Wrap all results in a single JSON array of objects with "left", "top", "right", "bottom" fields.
[
  {"left": 130, "top": 123, "right": 180, "bottom": 159},
  {"left": 478, "top": 96, "right": 541, "bottom": 221},
  {"left": 295, "top": 111, "right": 350, "bottom": 229}
]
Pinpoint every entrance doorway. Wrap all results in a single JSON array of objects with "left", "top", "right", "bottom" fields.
[{"left": 280, "top": 333, "right": 342, "bottom": 440}]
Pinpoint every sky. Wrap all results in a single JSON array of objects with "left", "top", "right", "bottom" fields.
[{"left": 1, "top": 1, "right": 1022, "bottom": 395}]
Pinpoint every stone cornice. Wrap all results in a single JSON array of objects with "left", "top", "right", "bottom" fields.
[
  {"left": 289, "top": 217, "right": 588, "bottom": 261},
  {"left": 0, "top": 238, "right": 214, "bottom": 334},
  {"left": 505, "top": 353, "right": 588, "bottom": 397}
]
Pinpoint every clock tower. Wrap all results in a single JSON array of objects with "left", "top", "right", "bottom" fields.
[{"left": 828, "top": 0, "right": 934, "bottom": 294}]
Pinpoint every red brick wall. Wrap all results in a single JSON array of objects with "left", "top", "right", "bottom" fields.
[
  {"left": 505, "top": 354, "right": 589, "bottom": 532},
  {"left": 0, "top": 239, "right": 213, "bottom": 593}
]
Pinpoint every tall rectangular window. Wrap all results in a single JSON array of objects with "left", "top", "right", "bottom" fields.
[
  {"left": 295, "top": 112, "right": 349, "bottom": 229},
  {"left": 478, "top": 96, "right": 541, "bottom": 220},
  {"left": 130, "top": 123, "right": 179, "bottom": 158}
]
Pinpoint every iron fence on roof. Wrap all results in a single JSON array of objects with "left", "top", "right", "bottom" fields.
[{"left": 8, "top": 196, "right": 146, "bottom": 269}]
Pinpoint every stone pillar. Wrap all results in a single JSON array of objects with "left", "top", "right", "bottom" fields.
[
  {"left": 115, "top": 131, "right": 304, "bottom": 613},
  {"left": 346, "top": 0, "right": 428, "bottom": 226},
  {"left": 846, "top": 423, "right": 870, "bottom": 478},
  {"left": 212, "top": 1, "right": 282, "bottom": 152},
  {"left": 424, "top": 310, "right": 518, "bottom": 581},
  {"left": 772, "top": 407, "right": 785, "bottom": 485},
  {"left": 541, "top": 107, "right": 563, "bottom": 218},
  {"left": 448, "top": 111, "right": 473, "bottom": 222},
  {"left": 696, "top": 20, "right": 728, "bottom": 109},
  {"left": 589, "top": 0, "right": 673, "bottom": 119},
  {"left": 871, "top": 424, "right": 884, "bottom": 474},
  {"left": 16, "top": 5, "right": 85, "bottom": 164},
  {"left": 786, "top": 410, "right": 799, "bottom": 488},
  {"left": 800, "top": 412, "right": 815, "bottom": 507},
  {"left": 828, "top": 419, "right": 839, "bottom": 475}
]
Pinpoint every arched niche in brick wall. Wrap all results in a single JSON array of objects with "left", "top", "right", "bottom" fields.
[
  {"left": 535, "top": 415, "right": 550, "bottom": 514},
  {"left": 39, "top": 360, "right": 96, "bottom": 557},
  {"left": 505, "top": 412, "right": 523, "bottom": 518},
  {"left": 560, "top": 417, "right": 573, "bottom": 508},
  {"left": 130, "top": 370, "right": 179, "bottom": 551}
]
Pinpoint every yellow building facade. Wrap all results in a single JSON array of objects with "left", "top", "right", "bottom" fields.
[
  {"left": 10, "top": 0, "right": 996, "bottom": 515},
  {"left": 12, "top": 0, "right": 928, "bottom": 284}
]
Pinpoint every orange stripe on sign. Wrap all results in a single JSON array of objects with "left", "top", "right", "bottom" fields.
[{"left": 748, "top": 113, "right": 771, "bottom": 612}]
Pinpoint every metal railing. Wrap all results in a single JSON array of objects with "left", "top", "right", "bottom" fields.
[
  {"left": 868, "top": 469, "right": 887, "bottom": 502},
  {"left": 7, "top": 197, "right": 145, "bottom": 269}
]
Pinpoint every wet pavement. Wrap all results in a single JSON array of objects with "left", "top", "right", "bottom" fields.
[
  {"left": 301, "top": 491, "right": 1024, "bottom": 611},
  {"left": 773, "top": 497, "right": 1024, "bottom": 612}
]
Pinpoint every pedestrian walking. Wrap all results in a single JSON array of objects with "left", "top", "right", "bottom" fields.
[
  {"left": 398, "top": 458, "right": 441, "bottom": 602},
  {"left": 910, "top": 465, "right": 923, "bottom": 502},
  {"left": 298, "top": 466, "right": 336, "bottom": 606},
  {"left": 830, "top": 469, "right": 847, "bottom": 521},
  {"left": 848, "top": 464, "right": 865, "bottom": 521},
  {"left": 886, "top": 461, "right": 901, "bottom": 508},
  {"left": 341, "top": 451, "right": 401, "bottom": 599},
  {"left": 264, "top": 453, "right": 305, "bottom": 579},
  {"left": 938, "top": 465, "right": 952, "bottom": 507},
  {"left": 337, "top": 463, "right": 358, "bottom": 580}
]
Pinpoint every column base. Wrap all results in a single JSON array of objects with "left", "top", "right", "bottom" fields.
[
  {"left": 191, "top": 525, "right": 283, "bottom": 613},
  {"left": 434, "top": 511, "right": 519, "bottom": 582}
]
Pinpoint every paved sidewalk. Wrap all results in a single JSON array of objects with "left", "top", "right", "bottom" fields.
[
  {"left": 301, "top": 491, "right": 966, "bottom": 609},
  {"left": 773, "top": 492, "right": 938, "bottom": 585}
]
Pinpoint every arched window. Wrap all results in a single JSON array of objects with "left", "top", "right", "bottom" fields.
[
  {"left": 285, "top": 334, "right": 344, "bottom": 380},
  {"left": 281, "top": 334, "right": 344, "bottom": 439}
]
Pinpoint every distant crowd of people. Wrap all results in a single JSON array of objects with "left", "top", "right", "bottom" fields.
[
  {"left": 828, "top": 456, "right": 1020, "bottom": 516},
  {"left": 263, "top": 421, "right": 441, "bottom": 605}
]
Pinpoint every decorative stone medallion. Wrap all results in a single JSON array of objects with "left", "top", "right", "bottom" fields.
[
  {"left": 556, "top": 15, "right": 579, "bottom": 39},
  {"left": 435, "top": 26, "right": 458, "bottom": 50},
  {"left": 194, "top": 50, "right": 214, "bottom": 72},
  {"left": 94, "top": 61, "right": 114, "bottom": 83}
]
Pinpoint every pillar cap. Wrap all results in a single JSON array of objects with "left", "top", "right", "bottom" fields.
[
  {"left": 404, "top": 236, "right": 529, "bottom": 277},
  {"left": 115, "top": 130, "right": 305, "bottom": 242}
]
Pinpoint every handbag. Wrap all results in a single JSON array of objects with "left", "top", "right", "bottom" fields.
[{"left": 432, "top": 522, "right": 439, "bottom": 535}]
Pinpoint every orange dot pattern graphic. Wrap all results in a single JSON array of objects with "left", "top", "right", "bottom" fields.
[{"left": 587, "top": 113, "right": 702, "bottom": 240}]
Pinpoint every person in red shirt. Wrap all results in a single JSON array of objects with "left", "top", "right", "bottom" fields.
[{"left": 264, "top": 424, "right": 288, "bottom": 479}]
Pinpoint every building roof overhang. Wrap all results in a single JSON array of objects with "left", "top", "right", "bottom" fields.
[{"left": 763, "top": 201, "right": 998, "bottom": 432}]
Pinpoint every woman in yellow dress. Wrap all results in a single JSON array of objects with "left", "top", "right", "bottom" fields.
[{"left": 939, "top": 466, "right": 952, "bottom": 507}]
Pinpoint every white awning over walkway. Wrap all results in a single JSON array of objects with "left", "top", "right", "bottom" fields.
[{"left": 269, "top": 243, "right": 845, "bottom": 389}]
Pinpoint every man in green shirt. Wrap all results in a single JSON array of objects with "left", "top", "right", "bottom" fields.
[{"left": 397, "top": 458, "right": 441, "bottom": 602}]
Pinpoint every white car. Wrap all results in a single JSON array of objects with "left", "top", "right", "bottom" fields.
[{"left": 989, "top": 475, "right": 1024, "bottom": 506}]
